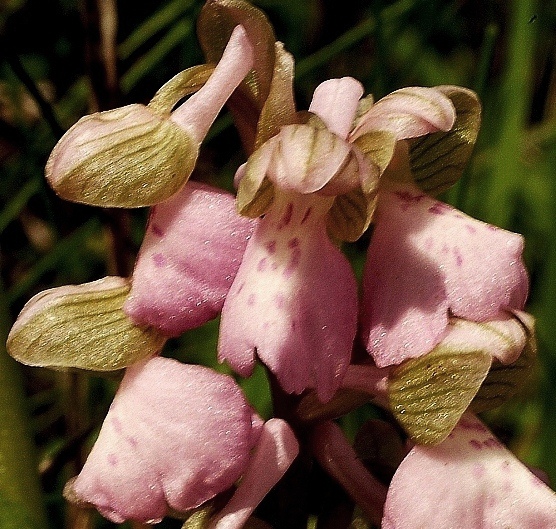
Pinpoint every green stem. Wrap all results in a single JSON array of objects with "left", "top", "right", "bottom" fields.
[{"left": 0, "top": 278, "right": 48, "bottom": 529}]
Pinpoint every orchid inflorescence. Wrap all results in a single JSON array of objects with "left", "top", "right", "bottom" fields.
[{"left": 6, "top": 1, "right": 556, "bottom": 527}]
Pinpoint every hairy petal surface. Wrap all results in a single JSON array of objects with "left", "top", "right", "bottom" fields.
[
  {"left": 218, "top": 193, "right": 358, "bottom": 402},
  {"left": 383, "top": 413, "right": 556, "bottom": 529},
  {"left": 70, "top": 357, "right": 261, "bottom": 523},
  {"left": 362, "top": 186, "right": 528, "bottom": 367},
  {"left": 124, "top": 181, "right": 255, "bottom": 337}
]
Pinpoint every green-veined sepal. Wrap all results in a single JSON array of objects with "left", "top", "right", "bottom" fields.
[
  {"left": 7, "top": 277, "right": 166, "bottom": 371},
  {"left": 46, "top": 104, "right": 198, "bottom": 208},
  {"left": 408, "top": 86, "right": 481, "bottom": 195},
  {"left": 471, "top": 311, "right": 537, "bottom": 413}
]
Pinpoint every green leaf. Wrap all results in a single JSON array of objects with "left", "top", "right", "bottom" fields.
[
  {"left": 7, "top": 277, "right": 166, "bottom": 371},
  {"left": 197, "top": 0, "right": 276, "bottom": 152},
  {"left": 409, "top": 86, "right": 481, "bottom": 195},
  {"left": 46, "top": 104, "right": 198, "bottom": 208},
  {"left": 388, "top": 330, "right": 492, "bottom": 445},
  {"left": 471, "top": 312, "right": 537, "bottom": 413}
]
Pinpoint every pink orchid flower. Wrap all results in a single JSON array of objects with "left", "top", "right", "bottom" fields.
[
  {"left": 360, "top": 147, "right": 528, "bottom": 368},
  {"left": 68, "top": 356, "right": 298, "bottom": 525},
  {"left": 218, "top": 78, "right": 459, "bottom": 402},
  {"left": 383, "top": 413, "right": 556, "bottom": 528},
  {"left": 218, "top": 78, "right": 365, "bottom": 403}
]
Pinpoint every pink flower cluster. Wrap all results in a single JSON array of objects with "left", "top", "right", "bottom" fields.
[{"left": 7, "top": 1, "right": 556, "bottom": 527}]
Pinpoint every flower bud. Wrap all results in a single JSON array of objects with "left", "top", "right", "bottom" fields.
[{"left": 46, "top": 104, "right": 198, "bottom": 208}]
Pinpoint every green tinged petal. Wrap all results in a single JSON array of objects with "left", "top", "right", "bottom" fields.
[
  {"left": 46, "top": 104, "right": 198, "bottom": 208},
  {"left": 471, "top": 312, "right": 537, "bottom": 413},
  {"left": 408, "top": 86, "right": 481, "bottom": 195},
  {"left": 7, "top": 277, "right": 166, "bottom": 371},
  {"left": 327, "top": 187, "right": 376, "bottom": 242},
  {"left": 236, "top": 139, "right": 276, "bottom": 217},
  {"left": 326, "top": 130, "right": 395, "bottom": 241},
  {"left": 254, "top": 42, "right": 297, "bottom": 150},
  {"left": 148, "top": 64, "right": 215, "bottom": 115}
]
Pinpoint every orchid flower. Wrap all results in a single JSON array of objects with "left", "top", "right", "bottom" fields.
[
  {"left": 382, "top": 412, "right": 556, "bottom": 528},
  {"left": 123, "top": 181, "right": 256, "bottom": 337},
  {"left": 65, "top": 356, "right": 298, "bottom": 525},
  {"left": 218, "top": 77, "right": 366, "bottom": 403},
  {"left": 218, "top": 77, "right": 464, "bottom": 402},
  {"left": 357, "top": 88, "right": 528, "bottom": 369}
]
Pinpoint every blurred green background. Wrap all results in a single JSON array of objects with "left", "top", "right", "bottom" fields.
[{"left": 1, "top": 0, "right": 555, "bottom": 527}]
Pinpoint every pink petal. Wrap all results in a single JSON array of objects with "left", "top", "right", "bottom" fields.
[
  {"left": 351, "top": 86, "right": 455, "bottom": 141},
  {"left": 124, "top": 181, "right": 255, "bottom": 337},
  {"left": 171, "top": 25, "right": 254, "bottom": 143},
  {"left": 362, "top": 186, "right": 528, "bottom": 367},
  {"left": 208, "top": 419, "right": 299, "bottom": 529},
  {"left": 218, "top": 194, "right": 358, "bottom": 402},
  {"left": 71, "top": 357, "right": 261, "bottom": 523},
  {"left": 383, "top": 413, "right": 556, "bottom": 529},
  {"left": 308, "top": 77, "right": 364, "bottom": 139}
]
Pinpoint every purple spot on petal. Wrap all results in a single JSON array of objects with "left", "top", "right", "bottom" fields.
[
  {"left": 236, "top": 282, "right": 245, "bottom": 295},
  {"left": 395, "top": 191, "right": 426, "bottom": 211},
  {"left": 454, "top": 248, "right": 463, "bottom": 267},
  {"left": 465, "top": 224, "right": 477, "bottom": 234},
  {"left": 459, "top": 417, "right": 488, "bottom": 432},
  {"left": 151, "top": 224, "right": 164, "bottom": 237},
  {"left": 108, "top": 454, "right": 118, "bottom": 466},
  {"left": 291, "top": 320, "right": 297, "bottom": 331},
  {"left": 288, "top": 237, "right": 300, "bottom": 249},
  {"left": 152, "top": 253, "right": 166, "bottom": 267},
  {"left": 266, "top": 240, "right": 277, "bottom": 254},
  {"left": 257, "top": 258, "right": 268, "bottom": 271},
  {"left": 483, "top": 437, "right": 501, "bottom": 449},
  {"left": 395, "top": 191, "right": 425, "bottom": 203},
  {"left": 271, "top": 262, "right": 278, "bottom": 271},
  {"left": 126, "top": 436, "right": 138, "bottom": 448},
  {"left": 112, "top": 417, "right": 123, "bottom": 434},
  {"left": 442, "top": 244, "right": 449, "bottom": 254},
  {"left": 283, "top": 247, "right": 302, "bottom": 278},
  {"left": 278, "top": 203, "right": 294, "bottom": 230},
  {"left": 247, "top": 293, "right": 256, "bottom": 306},
  {"left": 301, "top": 207, "right": 312, "bottom": 224},
  {"left": 469, "top": 439, "right": 483, "bottom": 450},
  {"left": 428, "top": 202, "right": 451, "bottom": 215}
]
